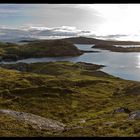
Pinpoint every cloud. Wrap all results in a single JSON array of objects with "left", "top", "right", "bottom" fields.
[
  {"left": 0, "top": 9, "right": 18, "bottom": 14},
  {"left": 0, "top": 25, "right": 94, "bottom": 42},
  {"left": 28, "top": 26, "right": 91, "bottom": 37},
  {"left": 95, "top": 34, "right": 128, "bottom": 39},
  {"left": 0, "top": 25, "right": 138, "bottom": 42},
  {"left": 0, "top": 4, "right": 104, "bottom": 31},
  {"left": 0, "top": 4, "right": 22, "bottom": 15},
  {"left": 0, "top": 4, "right": 38, "bottom": 18},
  {"left": 25, "top": 4, "right": 104, "bottom": 31},
  {"left": 1, "top": 4, "right": 140, "bottom": 37}
]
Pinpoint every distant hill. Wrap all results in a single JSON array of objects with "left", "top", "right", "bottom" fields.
[
  {"left": 19, "top": 37, "right": 140, "bottom": 45},
  {"left": 61, "top": 37, "right": 140, "bottom": 45}
]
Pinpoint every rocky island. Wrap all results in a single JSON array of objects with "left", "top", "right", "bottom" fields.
[
  {"left": 0, "top": 40, "right": 85, "bottom": 62},
  {"left": 93, "top": 44, "right": 140, "bottom": 52}
]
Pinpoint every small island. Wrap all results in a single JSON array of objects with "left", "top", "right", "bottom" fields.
[{"left": 92, "top": 44, "right": 140, "bottom": 52}]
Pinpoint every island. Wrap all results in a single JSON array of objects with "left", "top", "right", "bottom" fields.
[
  {"left": 9, "top": 37, "right": 140, "bottom": 59},
  {"left": 0, "top": 40, "right": 85, "bottom": 61},
  {"left": 61, "top": 36, "right": 140, "bottom": 45},
  {"left": 92, "top": 44, "right": 140, "bottom": 52}
]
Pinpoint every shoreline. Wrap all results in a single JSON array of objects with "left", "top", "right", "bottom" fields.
[{"left": 0, "top": 61, "right": 138, "bottom": 83}]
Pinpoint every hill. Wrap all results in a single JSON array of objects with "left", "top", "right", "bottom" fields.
[
  {"left": 0, "top": 61, "right": 140, "bottom": 136},
  {"left": 62, "top": 37, "right": 140, "bottom": 45}
]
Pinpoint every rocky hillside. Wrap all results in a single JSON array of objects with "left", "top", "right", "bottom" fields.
[{"left": 0, "top": 61, "right": 140, "bottom": 136}]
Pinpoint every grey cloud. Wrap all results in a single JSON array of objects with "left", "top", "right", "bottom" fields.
[
  {"left": 0, "top": 26, "right": 92, "bottom": 42},
  {"left": 0, "top": 25, "right": 131, "bottom": 42},
  {"left": 97, "top": 34, "right": 128, "bottom": 39},
  {"left": 27, "top": 4, "right": 104, "bottom": 31}
]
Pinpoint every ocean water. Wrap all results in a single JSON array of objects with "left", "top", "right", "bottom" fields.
[{"left": 2, "top": 44, "right": 140, "bottom": 81}]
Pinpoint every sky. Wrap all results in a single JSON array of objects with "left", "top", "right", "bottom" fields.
[{"left": 0, "top": 4, "right": 140, "bottom": 41}]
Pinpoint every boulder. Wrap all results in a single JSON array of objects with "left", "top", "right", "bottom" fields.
[
  {"left": 79, "top": 119, "right": 86, "bottom": 123},
  {"left": 129, "top": 110, "right": 140, "bottom": 120},
  {"left": 104, "top": 121, "right": 115, "bottom": 126},
  {"left": 0, "top": 109, "right": 65, "bottom": 131},
  {"left": 112, "top": 107, "right": 131, "bottom": 114}
]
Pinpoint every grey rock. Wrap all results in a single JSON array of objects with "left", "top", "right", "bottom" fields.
[
  {"left": 0, "top": 109, "right": 65, "bottom": 131},
  {"left": 79, "top": 119, "right": 86, "bottom": 123},
  {"left": 104, "top": 121, "right": 115, "bottom": 126},
  {"left": 112, "top": 107, "right": 131, "bottom": 114},
  {"left": 129, "top": 110, "right": 140, "bottom": 120}
]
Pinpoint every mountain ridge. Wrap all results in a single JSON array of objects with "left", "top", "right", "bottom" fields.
[
  {"left": 61, "top": 37, "right": 140, "bottom": 45},
  {"left": 19, "top": 37, "right": 140, "bottom": 45}
]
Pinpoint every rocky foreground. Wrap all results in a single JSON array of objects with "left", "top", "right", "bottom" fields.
[
  {"left": 0, "top": 61, "right": 140, "bottom": 136},
  {"left": 0, "top": 109, "right": 65, "bottom": 131}
]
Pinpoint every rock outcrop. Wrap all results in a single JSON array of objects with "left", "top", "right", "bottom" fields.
[
  {"left": 112, "top": 107, "right": 131, "bottom": 114},
  {"left": 128, "top": 110, "right": 140, "bottom": 120},
  {"left": 1, "top": 54, "right": 18, "bottom": 62},
  {"left": 0, "top": 109, "right": 65, "bottom": 131}
]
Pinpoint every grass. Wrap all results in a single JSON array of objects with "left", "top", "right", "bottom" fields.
[
  {"left": 0, "top": 61, "right": 140, "bottom": 136},
  {"left": 0, "top": 40, "right": 83, "bottom": 61}
]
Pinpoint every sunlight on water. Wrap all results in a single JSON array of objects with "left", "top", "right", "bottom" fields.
[{"left": 136, "top": 54, "right": 140, "bottom": 68}]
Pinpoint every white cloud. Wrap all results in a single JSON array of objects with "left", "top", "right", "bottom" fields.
[
  {"left": 84, "top": 4, "right": 140, "bottom": 36},
  {"left": 0, "top": 25, "right": 139, "bottom": 42},
  {"left": 0, "top": 25, "right": 94, "bottom": 42}
]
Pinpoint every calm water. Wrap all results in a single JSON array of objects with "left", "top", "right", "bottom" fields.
[{"left": 2, "top": 44, "right": 140, "bottom": 81}]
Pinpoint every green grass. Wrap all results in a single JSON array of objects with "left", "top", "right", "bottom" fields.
[
  {"left": 0, "top": 40, "right": 83, "bottom": 60},
  {"left": 0, "top": 61, "right": 140, "bottom": 136}
]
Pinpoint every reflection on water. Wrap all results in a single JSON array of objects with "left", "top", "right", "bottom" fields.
[{"left": 1, "top": 44, "right": 140, "bottom": 81}]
